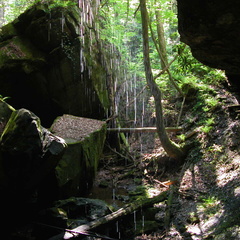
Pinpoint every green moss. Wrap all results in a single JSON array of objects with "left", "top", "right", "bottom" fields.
[
  {"left": 0, "top": 100, "right": 15, "bottom": 124},
  {"left": 83, "top": 27, "right": 110, "bottom": 112},
  {"left": 84, "top": 53, "right": 110, "bottom": 111},
  {"left": 0, "top": 23, "right": 17, "bottom": 41},
  {"left": 54, "top": 123, "right": 107, "bottom": 197},
  {"left": 197, "top": 196, "right": 221, "bottom": 217},
  {"left": 1, "top": 109, "right": 42, "bottom": 143},
  {"left": 181, "top": 81, "right": 198, "bottom": 97},
  {"left": 1, "top": 110, "right": 19, "bottom": 139},
  {"left": 0, "top": 35, "right": 46, "bottom": 72}
]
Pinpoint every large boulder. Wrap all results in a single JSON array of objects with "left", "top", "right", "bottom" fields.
[
  {"left": 177, "top": 0, "right": 240, "bottom": 78},
  {"left": 0, "top": 108, "right": 67, "bottom": 196},
  {"left": 50, "top": 114, "right": 107, "bottom": 198},
  {"left": 0, "top": 2, "right": 111, "bottom": 126},
  {"left": 0, "top": 106, "right": 67, "bottom": 238}
]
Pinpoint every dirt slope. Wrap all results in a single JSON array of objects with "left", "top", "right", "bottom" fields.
[{"left": 91, "top": 84, "right": 240, "bottom": 239}]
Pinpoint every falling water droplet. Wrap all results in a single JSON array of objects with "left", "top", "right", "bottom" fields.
[
  {"left": 142, "top": 214, "right": 145, "bottom": 232},
  {"left": 134, "top": 74, "right": 137, "bottom": 125},
  {"left": 134, "top": 211, "right": 137, "bottom": 231},
  {"left": 61, "top": 12, "right": 65, "bottom": 32}
]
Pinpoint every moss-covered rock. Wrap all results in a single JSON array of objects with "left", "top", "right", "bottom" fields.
[
  {"left": 50, "top": 114, "right": 106, "bottom": 198},
  {"left": 0, "top": 108, "right": 67, "bottom": 194},
  {"left": 0, "top": 36, "right": 46, "bottom": 72},
  {"left": 0, "top": 2, "right": 111, "bottom": 126}
]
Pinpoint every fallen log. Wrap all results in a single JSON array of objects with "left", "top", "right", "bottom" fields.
[
  {"left": 49, "top": 191, "right": 168, "bottom": 240},
  {"left": 107, "top": 127, "right": 182, "bottom": 133}
]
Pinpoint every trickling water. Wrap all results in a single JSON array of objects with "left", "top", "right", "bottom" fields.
[
  {"left": 61, "top": 12, "right": 65, "bottom": 32},
  {"left": 116, "top": 221, "right": 119, "bottom": 232},
  {"left": 142, "top": 97, "right": 145, "bottom": 127},
  {"left": 133, "top": 210, "right": 137, "bottom": 231},
  {"left": 60, "top": 12, "right": 65, "bottom": 48},
  {"left": 79, "top": 49, "right": 84, "bottom": 73},
  {"left": 142, "top": 215, "right": 145, "bottom": 232},
  {"left": 134, "top": 74, "right": 137, "bottom": 125},
  {"left": 126, "top": 88, "right": 129, "bottom": 118}
]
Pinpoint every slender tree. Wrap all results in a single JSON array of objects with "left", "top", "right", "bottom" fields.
[
  {"left": 149, "top": 1, "right": 183, "bottom": 96},
  {"left": 139, "top": 0, "right": 184, "bottom": 161}
]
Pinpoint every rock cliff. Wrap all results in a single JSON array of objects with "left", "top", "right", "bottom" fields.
[
  {"left": 0, "top": 1, "right": 111, "bottom": 126},
  {"left": 177, "top": 0, "right": 240, "bottom": 88}
]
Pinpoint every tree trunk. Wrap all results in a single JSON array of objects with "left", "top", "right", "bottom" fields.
[
  {"left": 155, "top": 8, "right": 168, "bottom": 70},
  {"left": 154, "top": 5, "right": 183, "bottom": 96},
  {"left": 139, "top": 0, "right": 185, "bottom": 161}
]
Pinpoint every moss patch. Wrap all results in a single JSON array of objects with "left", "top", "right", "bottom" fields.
[{"left": 51, "top": 115, "right": 107, "bottom": 198}]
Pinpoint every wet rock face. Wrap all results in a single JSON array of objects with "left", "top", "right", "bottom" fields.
[
  {"left": 177, "top": 0, "right": 240, "bottom": 76},
  {"left": 0, "top": 2, "right": 110, "bottom": 126}
]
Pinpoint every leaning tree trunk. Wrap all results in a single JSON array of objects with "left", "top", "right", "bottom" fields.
[
  {"left": 155, "top": 7, "right": 168, "bottom": 70},
  {"left": 139, "top": 0, "right": 184, "bottom": 161},
  {"left": 152, "top": 4, "right": 183, "bottom": 96}
]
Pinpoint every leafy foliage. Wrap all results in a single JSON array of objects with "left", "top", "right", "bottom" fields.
[
  {"left": 0, "top": 0, "right": 77, "bottom": 26},
  {"left": 0, "top": 94, "right": 10, "bottom": 102}
]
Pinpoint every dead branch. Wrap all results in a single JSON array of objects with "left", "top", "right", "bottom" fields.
[
  {"left": 49, "top": 191, "right": 168, "bottom": 240},
  {"left": 107, "top": 127, "right": 182, "bottom": 133}
]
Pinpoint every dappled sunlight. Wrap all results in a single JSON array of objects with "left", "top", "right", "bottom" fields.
[{"left": 179, "top": 164, "right": 210, "bottom": 194}]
